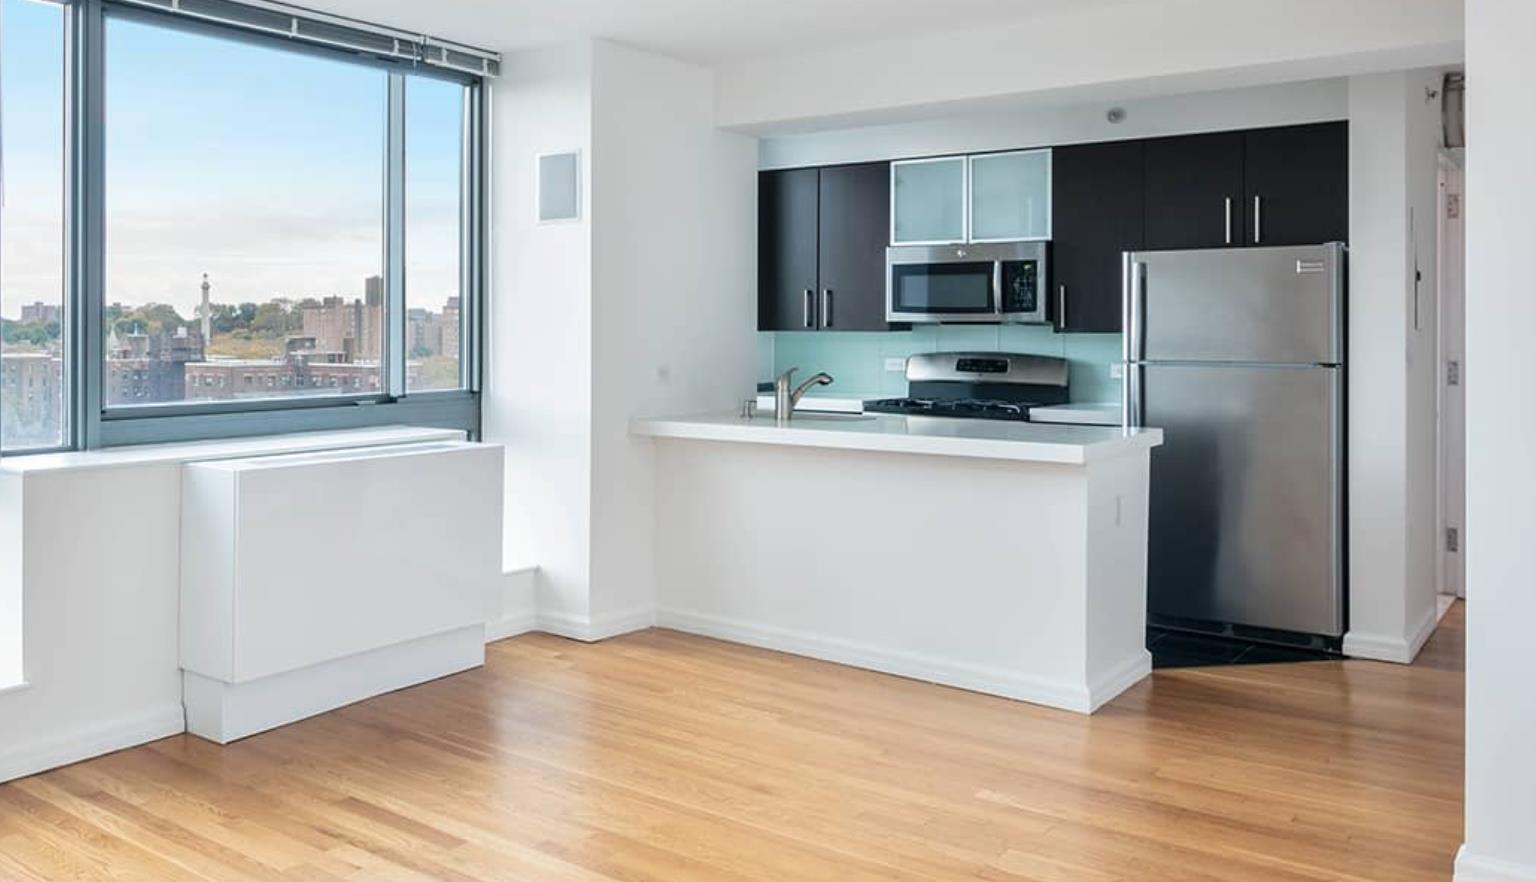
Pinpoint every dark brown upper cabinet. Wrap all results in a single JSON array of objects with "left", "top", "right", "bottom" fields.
[
  {"left": 1051, "top": 140, "right": 1145, "bottom": 333},
  {"left": 1142, "top": 131, "right": 1247, "bottom": 251},
  {"left": 758, "top": 162, "right": 894, "bottom": 332},
  {"left": 1243, "top": 121, "right": 1349, "bottom": 247},
  {"left": 758, "top": 168, "right": 820, "bottom": 331}
]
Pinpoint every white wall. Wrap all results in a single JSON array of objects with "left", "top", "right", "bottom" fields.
[
  {"left": 587, "top": 42, "right": 758, "bottom": 629},
  {"left": 1458, "top": 1, "right": 1536, "bottom": 879},
  {"left": 0, "top": 466, "right": 186, "bottom": 782},
  {"left": 487, "top": 40, "right": 758, "bottom": 637},
  {"left": 1342, "top": 70, "right": 1445, "bottom": 664},
  {"left": 483, "top": 43, "right": 596, "bottom": 622},
  {"left": 760, "top": 78, "right": 1348, "bottom": 169},
  {"left": 717, "top": 0, "right": 1462, "bottom": 132}
]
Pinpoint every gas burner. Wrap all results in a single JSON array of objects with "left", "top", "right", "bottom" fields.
[{"left": 863, "top": 397, "right": 1038, "bottom": 422}]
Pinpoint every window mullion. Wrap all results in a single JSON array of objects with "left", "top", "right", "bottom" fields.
[
  {"left": 68, "top": 0, "right": 107, "bottom": 450},
  {"left": 385, "top": 72, "right": 405, "bottom": 399}
]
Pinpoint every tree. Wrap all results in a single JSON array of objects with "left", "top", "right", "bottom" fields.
[{"left": 252, "top": 301, "right": 291, "bottom": 337}]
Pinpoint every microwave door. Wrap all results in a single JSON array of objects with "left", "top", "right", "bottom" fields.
[{"left": 887, "top": 261, "right": 998, "bottom": 322}]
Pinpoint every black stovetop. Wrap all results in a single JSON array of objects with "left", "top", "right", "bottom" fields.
[{"left": 862, "top": 397, "right": 1042, "bottom": 422}]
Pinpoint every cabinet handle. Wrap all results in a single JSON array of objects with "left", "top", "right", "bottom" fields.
[
  {"left": 1058, "top": 283, "right": 1068, "bottom": 329},
  {"left": 822, "top": 289, "right": 834, "bottom": 328},
  {"left": 803, "top": 289, "right": 815, "bottom": 329},
  {"left": 1253, "top": 195, "right": 1263, "bottom": 244},
  {"left": 1224, "top": 197, "right": 1233, "bottom": 245}
]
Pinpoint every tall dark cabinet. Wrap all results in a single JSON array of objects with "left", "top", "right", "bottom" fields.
[
  {"left": 1051, "top": 140, "right": 1145, "bottom": 333},
  {"left": 1142, "top": 131, "right": 1247, "bottom": 251},
  {"left": 758, "top": 168, "right": 820, "bottom": 331},
  {"left": 758, "top": 162, "right": 893, "bottom": 332},
  {"left": 1243, "top": 121, "right": 1349, "bottom": 247}
]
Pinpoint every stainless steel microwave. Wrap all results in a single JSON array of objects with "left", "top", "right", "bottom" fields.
[{"left": 886, "top": 241, "right": 1049, "bottom": 324}]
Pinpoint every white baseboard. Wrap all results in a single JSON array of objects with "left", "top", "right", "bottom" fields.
[
  {"left": 486, "top": 610, "right": 539, "bottom": 642},
  {"left": 537, "top": 606, "right": 656, "bottom": 642},
  {"left": 1087, "top": 650, "right": 1154, "bottom": 712},
  {"left": 1456, "top": 845, "right": 1536, "bottom": 882},
  {"left": 184, "top": 626, "right": 484, "bottom": 744},
  {"left": 657, "top": 608, "right": 1144, "bottom": 714},
  {"left": 0, "top": 702, "right": 185, "bottom": 784},
  {"left": 1344, "top": 601, "right": 1441, "bottom": 664}
]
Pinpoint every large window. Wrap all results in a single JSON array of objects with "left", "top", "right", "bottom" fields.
[
  {"left": 0, "top": 0, "right": 490, "bottom": 452},
  {"left": 1, "top": 0, "right": 67, "bottom": 451},
  {"left": 103, "top": 15, "right": 387, "bottom": 408}
]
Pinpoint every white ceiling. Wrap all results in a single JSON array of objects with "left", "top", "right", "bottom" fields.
[{"left": 314, "top": 0, "right": 1141, "bottom": 64}]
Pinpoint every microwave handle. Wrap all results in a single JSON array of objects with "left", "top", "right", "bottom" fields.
[{"left": 993, "top": 261, "right": 1004, "bottom": 315}]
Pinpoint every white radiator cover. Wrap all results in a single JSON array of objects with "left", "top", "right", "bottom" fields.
[{"left": 179, "top": 441, "right": 503, "bottom": 742}]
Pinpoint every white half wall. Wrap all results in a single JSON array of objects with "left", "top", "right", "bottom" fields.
[
  {"left": 1457, "top": 1, "right": 1536, "bottom": 879},
  {"left": 717, "top": 0, "right": 1462, "bottom": 132},
  {"left": 1343, "top": 69, "right": 1445, "bottom": 664}
]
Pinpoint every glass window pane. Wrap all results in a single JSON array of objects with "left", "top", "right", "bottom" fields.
[
  {"left": 1, "top": 0, "right": 67, "bottom": 450},
  {"left": 103, "top": 15, "right": 386, "bottom": 408},
  {"left": 405, "top": 75, "right": 464, "bottom": 392}
]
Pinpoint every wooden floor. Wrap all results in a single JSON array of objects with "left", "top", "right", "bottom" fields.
[{"left": 0, "top": 605, "right": 1464, "bottom": 881}]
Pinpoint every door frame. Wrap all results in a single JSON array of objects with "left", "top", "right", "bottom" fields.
[{"left": 1436, "top": 151, "right": 1467, "bottom": 599}]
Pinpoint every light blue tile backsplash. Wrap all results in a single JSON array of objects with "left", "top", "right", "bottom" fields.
[{"left": 761, "top": 327, "right": 1123, "bottom": 403}]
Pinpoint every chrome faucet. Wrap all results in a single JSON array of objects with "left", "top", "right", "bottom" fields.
[{"left": 774, "top": 367, "right": 834, "bottom": 422}]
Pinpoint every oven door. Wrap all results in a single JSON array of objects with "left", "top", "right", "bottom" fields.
[{"left": 886, "top": 259, "right": 1000, "bottom": 323}]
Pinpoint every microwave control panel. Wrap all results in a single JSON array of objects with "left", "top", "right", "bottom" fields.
[{"left": 1000, "top": 260, "right": 1039, "bottom": 314}]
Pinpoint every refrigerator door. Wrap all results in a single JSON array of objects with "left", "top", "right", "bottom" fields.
[
  {"left": 1126, "top": 243, "right": 1343, "bottom": 365},
  {"left": 1135, "top": 362, "right": 1344, "bottom": 636}
]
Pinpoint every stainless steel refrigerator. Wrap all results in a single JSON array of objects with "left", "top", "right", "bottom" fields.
[{"left": 1123, "top": 243, "right": 1345, "bottom": 639}]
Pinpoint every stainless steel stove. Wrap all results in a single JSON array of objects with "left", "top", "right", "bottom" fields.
[{"left": 863, "top": 352, "right": 1070, "bottom": 422}]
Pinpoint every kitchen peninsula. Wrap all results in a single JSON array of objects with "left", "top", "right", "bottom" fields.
[{"left": 633, "top": 413, "right": 1163, "bottom": 713}]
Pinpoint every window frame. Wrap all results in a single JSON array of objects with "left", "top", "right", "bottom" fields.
[{"left": 21, "top": 0, "right": 488, "bottom": 452}]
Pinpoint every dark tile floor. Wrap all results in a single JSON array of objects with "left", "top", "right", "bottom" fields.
[{"left": 1147, "top": 626, "right": 1339, "bottom": 669}]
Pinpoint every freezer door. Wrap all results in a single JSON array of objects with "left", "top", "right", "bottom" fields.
[
  {"left": 1138, "top": 362, "right": 1344, "bottom": 636},
  {"left": 1126, "top": 243, "right": 1343, "bottom": 364}
]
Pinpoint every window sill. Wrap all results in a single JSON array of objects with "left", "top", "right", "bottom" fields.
[{"left": 0, "top": 426, "right": 464, "bottom": 476}]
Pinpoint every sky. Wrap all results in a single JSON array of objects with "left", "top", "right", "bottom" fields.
[{"left": 0, "top": 0, "right": 463, "bottom": 321}]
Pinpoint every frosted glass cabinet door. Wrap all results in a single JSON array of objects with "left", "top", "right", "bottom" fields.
[
  {"left": 970, "top": 150, "right": 1052, "bottom": 242},
  {"left": 891, "top": 157, "right": 967, "bottom": 244}
]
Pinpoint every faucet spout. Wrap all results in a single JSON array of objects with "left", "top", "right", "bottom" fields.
[
  {"left": 791, "top": 372, "right": 835, "bottom": 404},
  {"left": 773, "top": 367, "right": 835, "bottom": 422}
]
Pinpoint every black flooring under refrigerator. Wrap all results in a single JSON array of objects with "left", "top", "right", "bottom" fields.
[{"left": 1147, "top": 626, "right": 1339, "bottom": 669}]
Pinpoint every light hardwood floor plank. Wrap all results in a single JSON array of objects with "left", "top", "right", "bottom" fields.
[{"left": 0, "top": 603, "right": 1465, "bottom": 881}]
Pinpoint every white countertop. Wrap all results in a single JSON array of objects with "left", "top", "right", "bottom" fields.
[{"left": 633, "top": 413, "right": 1161, "bottom": 465}]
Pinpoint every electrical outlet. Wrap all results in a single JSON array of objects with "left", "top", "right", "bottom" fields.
[
  {"left": 884, "top": 357, "right": 908, "bottom": 373},
  {"left": 1109, "top": 362, "right": 1125, "bottom": 380}
]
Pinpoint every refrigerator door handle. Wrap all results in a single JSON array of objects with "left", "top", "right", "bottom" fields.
[
  {"left": 1123, "top": 363, "right": 1144, "bottom": 430},
  {"left": 1129, "top": 260, "right": 1148, "bottom": 362}
]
